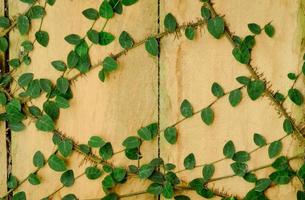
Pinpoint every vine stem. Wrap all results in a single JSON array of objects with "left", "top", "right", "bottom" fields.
[
  {"left": 68, "top": 19, "right": 206, "bottom": 82},
  {"left": 206, "top": 1, "right": 304, "bottom": 139}
]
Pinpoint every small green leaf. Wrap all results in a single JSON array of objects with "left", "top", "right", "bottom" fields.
[
  {"left": 46, "top": 0, "right": 56, "bottom": 6},
  {"left": 247, "top": 80, "right": 265, "bottom": 100},
  {"left": 0, "top": 17, "right": 10, "bottom": 28},
  {"left": 28, "top": 5, "right": 46, "bottom": 19},
  {"left": 164, "top": 127, "right": 177, "bottom": 144},
  {"left": 17, "top": 15, "right": 29, "bottom": 35},
  {"left": 0, "top": 92, "right": 6, "bottom": 105},
  {"left": 174, "top": 195, "right": 191, "bottom": 200},
  {"left": 180, "top": 99, "right": 193, "bottom": 118},
  {"left": 65, "top": 34, "right": 81, "bottom": 45},
  {"left": 67, "top": 51, "right": 79, "bottom": 67},
  {"left": 35, "top": 114, "right": 55, "bottom": 132},
  {"left": 233, "top": 151, "right": 250, "bottom": 162},
  {"left": 39, "top": 79, "right": 52, "bottom": 93},
  {"left": 229, "top": 89, "right": 242, "bottom": 107},
  {"left": 99, "top": 142, "right": 113, "bottom": 160},
  {"left": 55, "top": 96, "right": 70, "bottom": 109},
  {"left": 243, "top": 172, "right": 257, "bottom": 183},
  {"left": 201, "top": 7, "right": 211, "bottom": 19},
  {"left": 264, "top": 24, "right": 275, "bottom": 37},
  {"left": 7, "top": 175, "right": 18, "bottom": 189},
  {"left": 272, "top": 156, "right": 289, "bottom": 171},
  {"left": 58, "top": 139, "right": 73, "bottom": 158},
  {"left": 99, "top": 0, "right": 114, "bottom": 19},
  {"left": 185, "top": 26, "right": 195, "bottom": 40},
  {"left": 18, "top": 73, "right": 34, "bottom": 87},
  {"left": 82, "top": 8, "right": 99, "bottom": 20},
  {"left": 122, "top": 136, "right": 141, "bottom": 149},
  {"left": 147, "top": 183, "right": 163, "bottom": 195},
  {"left": 35, "top": 31, "right": 49, "bottom": 47},
  {"left": 164, "top": 13, "right": 177, "bottom": 32},
  {"left": 62, "top": 194, "right": 77, "bottom": 200},
  {"left": 162, "top": 181, "right": 174, "bottom": 199},
  {"left": 88, "top": 136, "right": 105, "bottom": 148},
  {"left": 28, "top": 173, "right": 40, "bottom": 185},
  {"left": 137, "top": 127, "right": 153, "bottom": 141},
  {"left": 60, "top": 170, "right": 75, "bottom": 187},
  {"left": 0, "top": 37, "right": 8, "bottom": 52},
  {"left": 230, "top": 162, "right": 248, "bottom": 177},
  {"left": 254, "top": 178, "right": 271, "bottom": 192},
  {"left": 33, "top": 151, "right": 45, "bottom": 168},
  {"left": 232, "top": 46, "right": 250, "bottom": 64},
  {"left": 145, "top": 37, "right": 159, "bottom": 56},
  {"left": 274, "top": 92, "right": 285, "bottom": 102},
  {"left": 87, "top": 29, "right": 99, "bottom": 44},
  {"left": 283, "top": 119, "right": 293, "bottom": 135},
  {"left": 102, "top": 175, "right": 115, "bottom": 189},
  {"left": 138, "top": 164, "right": 155, "bottom": 179},
  {"left": 51, "top": 60, "right": 67, "bottom": 72},
  {"left": 112, "top": 167, "right": 126, "bottom": 182},
  {"left": 268, "top": 140, "right": 282, "bottom": 158},
  {"left": 269, "top": 169, "right": 293, "bottom": 185},
  {"left": 297, "top": 191, "right": 305, "bottom": 200},
  {"left": 253, "top": 133, "right": 266, "bottom": 147},
  {"left": 78, "top": 144, "right": 91, "bottom": 155},
  {"left": 211, "top": 82, "right": 224, "bottom": 97},
  {"left": 248, "top": 23, "right": 261, "bottom": 34},
  {"left": 85, "top": 166, "right": 102, "bottom": 180},
  {"left": 43, "top": 101, "right": 59, "bottom": 120},
  {"left": 122, "top": 0, "right": 138, "bottom": 6},
  {"left": 103, "top": 56, "right": 118, "bottom": 72},
  {"left": 99, "top": 31, "right": 115, "bottom": 46},
  {"left": 288, "top": 88, "right": 303, "bottom": 105},
  {"left": 119, "top": 31, "right": 134, "bottom": 49},
  {"left": 57, "top": 77, "right": 69, "bottom": 94},
  {"left": 223, "top": 140, "right": 235, "bottom": 158},
  {"left": 184, "top": 153, "right": 196, "bottom": 170},
  {"left": 201, "top": 107, "right": 214, "bottom": 125},
  {"left": 207, "top": 16, "right": 224, "bottom": 39},
  {"left": 202, "top": 164, "right": 214, "bottom": 181},
  {"left": 48, "top": 154, "right": 67, "bottom": 172},
  {"left": 12, "top": 191, "right": 26, "bottom": 200}
]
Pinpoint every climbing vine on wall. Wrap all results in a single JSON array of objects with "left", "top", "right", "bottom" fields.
[{"left": 0, "top": 0, "right": 305, "bottom": 200}]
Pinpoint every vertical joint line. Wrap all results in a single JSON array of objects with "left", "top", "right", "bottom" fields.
[
  {"left": 157, "top": 0, "right": 161, "bottom": 199},
  {"left": 4, "top": 0, "right": 12, "bottom": 199}
]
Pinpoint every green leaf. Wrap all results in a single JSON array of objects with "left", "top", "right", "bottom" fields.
[
  {"left": 103, "top": 56, "right": 118, "bottom": 72},
  {"left": 28, "top": 173, "right": 40, "bottom": 185},
  {"left": 162, "top": 181, "right": 174, "bottom": 199},
  {"left": 21, "top": 40, "right": 33, "bottom": 52},
  {"left": 253, "top": 133, "right": 266, "bottom": 147},
  {"left": 230, "top": 162, "right": 248, "bottom": 177},
  {"left": 122, "top": 136, "right": 141, "bottom": 149},
  {"left": 43, "top": 101, "right": 59, "bottom": 120},
  {"left": 101, "top": 193, "right": 119, "bottom": 200},
  {"left": 137, "top": 126, "right": 153, "bottom": 141},
  {"left": 78, "top": 144, "right": 91, "bottom": 155},
  {"left": 164, "top": 127, "right": 177, "bottom": 144},
  {"left": 0, "top": 17, "right": 10, "bottom": 28},
  {"left": 247, "top": 80, "right": 265, "bottom": 100},
  {"left": 102, "top": 175, "right": 115, "bottom": 189},
  {"left": 223, "top": 140, "right": 235, "bottom": 158},
  {"left": 211, "top": 82, "right": 224, "bottom": 97},
  {"left": 288, "top": 88, "right": 303, "bottom": 105},
  {"left": 55, "top": 96, "right": 70, "bottom": 109},
  {"left": 58, "top": 139, "right": 73, "bottom": 158},
  {"left": 57, "top": 77, "right": 69, "bottom": 94},
  {"left": 233, "top": 151, "right": 250, "bottom": 162},
  {"left": 268, "top": 140, "right": 282, "bottom": 158},
  {"left": 272, "top": 156, "right": 289, "bottom": 171},
  {"left": 269, "top": 169, "right": 294, "bottom": 185},
  {"left": 87, "top": 29, "right": 99, "bottom": 44},
  {"left": 254, "top": 178, "right": 271, "bottom": 192},
  {"left": 33, "top": 151, "right": 45, "bottom": 168},
  {"left": 119, "top": 31, "right": 134, "bottom": 49},
  {"left": 180, "top": 99, "right": 193, "bottom": 118},
  {"left": 67, "top": 51, "right": 79, "bottom": 67},
  {"left": 207, "top": 16, "right": 224, "bottom": 39},
  {"left": 264, "top": 24, "right": 275, "bottom": 37},
  {"left": 229, "top": 89, "right": 242, "bottom": 107},
  {"left": 51, "top": 60, "right": 67, "bottom": 72},
  {"left": 145, "top": 37, "right": 159, "bottom": 56},
  {"left": 60, "top": 170, "right": 75, "bottom": 187},
  {"left": 39, "top": 79, "right": 52, "bottom": 93},
  {"left": 99, "top": 142, "right": 113, "bottom": 160},
  {"left": 99, "top": 31, "right": 115, "bottom": 46},
  {"left": 7, "top": 175, "right": 18, "bottom": 189},
  {"left": 8, "top": 122, "right": 25, "bottom": 132},
  {"left": 8, "top": 59, "right": 20, "bottom": 68},
  {"left": 243, "top": 172, "right": 257, "bottom": 183},
  {"left": 287, "top": 72, "right": 297, "bottom": 80},
  {"left": 248, "top": 23, "right": 261, "bottom": 34},
  {"left": 147, "top": 183, "right": 163, "bottom": 195},
  {"left": 232, "top": 46, "right": 250, "bottom": 64},
  {"left": 26, "top": 79, "right": 41, "bottom": 98},
  {"left": 12, "top": 191, "right": 26, "bottom": 200},
  {"left": 35, "top": 114, "right": 55, "bottom": 132},
  {"left": 201, "top": 6, "right": 211, "bottom": 19},
  {"left": 202, "top": 164, "right": 214, "bottom": 181},
  {"left": 47, "top": 0, "right": 56, "bottom": 6},
  {"left": 164, "top": 13, "right": 177, "bottom": 32},
  {"left": 184, "top": 153, "right": 195, "bottom": 170},
  {"left": 48, "top": 154, "right": 67, "bottom": 172},
  {"left": 65, "top": 34, "right": 81, "bottom": 45},
  {"left": 185, "top": 26, "right": 195, "bottom": 40},
  {"left": 35, "top": 31, "right": 49, "bottom": 47},
  {"left": 122, "top": 0, "right": 138, "bottom": 6},
  {"left": 17, "top": 15, "right": 29, "bottom": 35},
  {"left": 18, "top": 73, "right": 34, "bottom": 87},
  {"left": 0, "top": 37, "right": 8, "bottom": 52},
  {"left": 28, "top": 5, "right": 46, "bottom": 19},
  {"left": 88, "top": 136, "right": 105, "bottom": 148},
  {"left": 283, "top": 119, "right": 293, "bottom": 135},
  {"left": 175, "top": 195, "right": 191, "bottom": 200},
  {"left": 112, "top": 167, "right": 126, "bottom": 182},
  {"left": 29, "top": 106, "right": 42, "bottom": 117},
  {"left": 298, "top": 163, "right": 305, "bottom": 179},
  {"left": 62, "top": 194, "right": 77, "bottom": 200},
  {"left": 297, "top": 191, "right": 305, "bottom": 200},
  {"left": 99, "top": 0, "right": 114, "bottom": 19},
  {"left": 82, "top": 8, "right": 99, "bottom": 20},
  {"left": 85, "top": 166, "right": 102, "bottom": 180},
  {"left": 138, "top": 164, "right": 155, "bottom": 179},
  {"left": 201, "top": 107, "right": 214, "bottom": 125}
]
